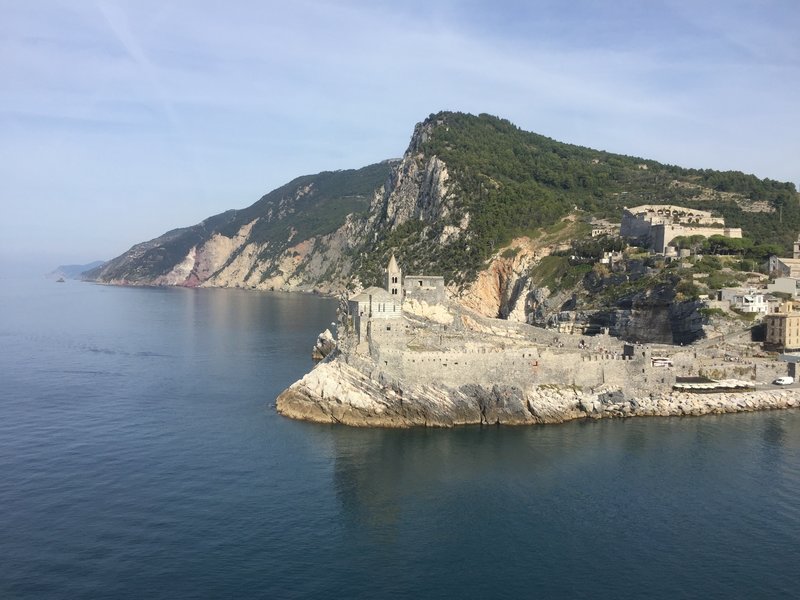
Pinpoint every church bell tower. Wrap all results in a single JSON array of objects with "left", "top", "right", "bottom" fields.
[{"left": 385, "top": 253, "right": 402, "bottom": 298}]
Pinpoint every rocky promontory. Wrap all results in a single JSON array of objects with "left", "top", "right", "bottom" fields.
[
  {"left": 277, "top": 291, "right": 799, "bottom": 428},
  {"left": 277, "top": 351, "right": 798, "bottom": 427}
]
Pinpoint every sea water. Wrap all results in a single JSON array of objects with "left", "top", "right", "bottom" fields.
[{"left": 1, "top": 278, "right": 799, "bottom": 599}]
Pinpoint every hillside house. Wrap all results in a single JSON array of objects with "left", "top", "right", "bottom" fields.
[{"left": 718, "top": 288, "right": 770, "bottom": 314}]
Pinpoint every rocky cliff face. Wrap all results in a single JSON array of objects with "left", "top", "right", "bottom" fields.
[
  {"left": 587, "top": 290, "right": 705, "bottom": 345},
  {"left": 89, "top": 111, "right": 797, "bottom": 346},
  {"left": 89, "top": 118, "right": 467, "bottom": 294},
  {"left": 372, "top": 121, "right": 458, "bottom": 231},
  {"left": 456, "top": 237, "right": 546, "bottom": 319},
  {"left": 88, "top": 163, "right": 394, "bottom": 292},
  {"left": 277, "top": 353, "right": 799, "bottom": 428}
]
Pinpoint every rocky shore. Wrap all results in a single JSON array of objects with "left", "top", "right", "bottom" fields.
[{"left": 276, "top": 357, "right": 799, "bottom": 428}]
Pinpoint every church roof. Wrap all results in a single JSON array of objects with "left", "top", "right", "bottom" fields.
[
  {"left": 387, "top": 253, "right": 399, "bottom": 272},
  {"left": 350, "top": 286, "right": 393, "bottom": 302}
]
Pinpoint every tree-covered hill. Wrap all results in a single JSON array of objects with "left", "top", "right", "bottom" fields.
[
  {"left": 90, "top": 111, "right": 798, "bottom": 293},
  {"left": 406, "top": 112, "right": 797, "bottom": 281}
]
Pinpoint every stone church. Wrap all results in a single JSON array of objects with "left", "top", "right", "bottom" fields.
[{"left": 348, "top": 254, "right": 445, "bottom": 344}]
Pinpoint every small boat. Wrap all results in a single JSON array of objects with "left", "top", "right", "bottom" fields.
[{"left": 56, "top": 277, "right": 65, "bottom": 283}]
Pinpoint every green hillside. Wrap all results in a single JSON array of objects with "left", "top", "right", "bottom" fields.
[
  {"left": 357, "top": 112, "right": 798, "bottom": 286},
  {"left": 91, "top": 111, "right": 798, "bottom": 291},
  {"left": 91, "top": 162, "right": 393, "bottom": 282}
]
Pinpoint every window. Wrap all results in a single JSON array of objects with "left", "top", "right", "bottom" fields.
[{"left": 419, "top": 280, "right": 423, "bottom": 286}]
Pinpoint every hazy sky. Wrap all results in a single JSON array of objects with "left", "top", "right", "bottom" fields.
[{"left": 2, "top": 0, "right": 799, "bottom": 270}]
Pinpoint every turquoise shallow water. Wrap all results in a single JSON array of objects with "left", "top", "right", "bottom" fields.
[{"left": 1, "top": 278, "right": 799, "bottom": 599}]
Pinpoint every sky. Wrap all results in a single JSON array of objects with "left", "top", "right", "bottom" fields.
[{"left": 2, "top": 0, "right": 799, "bottom": 272}]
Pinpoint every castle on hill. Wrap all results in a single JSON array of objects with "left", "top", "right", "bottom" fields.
[
  {"left": 347, "top": 254, "right": 445, "bottom": 345},
  {"left": 620, "top": 204, "right": 742, "bottom": 253}
]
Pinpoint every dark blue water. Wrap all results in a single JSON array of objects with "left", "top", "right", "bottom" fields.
[{"left": 1, "top": 279, "right": 799, "bottom": 599}]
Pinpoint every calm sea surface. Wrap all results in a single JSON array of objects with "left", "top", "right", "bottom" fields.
[{"left": 1, "top": 278, "right": 799, "bottom": 599}]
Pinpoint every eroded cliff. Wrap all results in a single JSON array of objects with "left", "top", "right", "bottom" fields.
[{"left": 89, "top": 111, "right": 799, "bottom": 344}]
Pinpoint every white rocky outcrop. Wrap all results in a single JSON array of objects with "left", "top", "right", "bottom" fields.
[
  {"left": 311, "top": 329, "right": 336, "bottom": 361},
  {"left": 402, "top": 299, "right": 454, "bottom": 325},
  {"left": 277, "top": 356, "right": 799, "bottom": 428}
]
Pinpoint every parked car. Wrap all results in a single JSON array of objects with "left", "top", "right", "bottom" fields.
[{"left": 773, "top": 376, "right": 794, "bottom": 385}]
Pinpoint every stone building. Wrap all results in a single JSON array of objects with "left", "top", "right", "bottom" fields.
[
  {"left": 348, "top": 253, "right": 446, "bottom": 347},
  {"left": 385, "top": 254, "right": 402, "bottom": 298},
  {"left": 403, "top": 275, "right": 446, "bottom": 304},
  {"left": 620, "top": 204, "right": 742, "bottom": 253},
  {"left": 348, "top": 286, "right": 401, "bottom": 344},
  {"left": 764, "top": 301, "right": 800, "bottom": 350},
  {"left": 382, "top": 253, "right": 447, "bottom": 304},
  {"left": 769, "top": 256, "right": 800, "bottom": 278},
  {"left": 766, "top": 233, "right": 800, "bottom": 282},
  {"left": 767, "top": 277, "right": 800, "bottom": 298}
]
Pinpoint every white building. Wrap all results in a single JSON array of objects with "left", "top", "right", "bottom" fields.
[{"left": 718, "top": 287, "right": 769, "bottom": 314}]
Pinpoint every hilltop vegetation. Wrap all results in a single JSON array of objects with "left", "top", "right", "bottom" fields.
[
  {"left": 91, "top": 111, "right": 798, "bottom": 296},
  {"left": 399, "top": 112, "right": 798, "bottom": 285}
]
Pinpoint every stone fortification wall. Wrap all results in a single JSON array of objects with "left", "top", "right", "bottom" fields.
[
  {"left": 537, "top": 351, "right": 676, "bottom": 393},
  {"left": 366, "top": 320, "right": 408, "bottom": 357},
  {"left": 620, "top": 210, "right": 653, "bottom": 239},
  {"left": 652, "top": 224, "right": 742, "bottom": 253},
  {"left": 694, "top": 359, "right": 788, "bottom": 382},
  {"left": 369, "top": 344, "right": 672, "bottom": 393},
  {"left": 375, "top": 346, "right": 540, "bottom": 388}
]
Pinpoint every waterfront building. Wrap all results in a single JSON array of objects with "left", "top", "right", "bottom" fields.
[{"left": 764, "top": 301, "right": 800, "bottom": 350}]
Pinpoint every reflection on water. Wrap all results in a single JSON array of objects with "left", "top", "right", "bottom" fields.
[
  {"left": 1, "top": 279, "right": 799, "bottom": 599},
  {"left": 327, "top": 413, "right": 800, "bottom": 598}
]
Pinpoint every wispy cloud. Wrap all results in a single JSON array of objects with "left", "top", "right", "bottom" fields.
[
  {"left": 95, "top": 1, "right": 180, "bottom": 126},
  {"left": 1, "top": 0, "right": 798, "bottom": 263}
]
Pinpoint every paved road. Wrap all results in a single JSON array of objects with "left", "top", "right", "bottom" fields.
[{"left": 756, "top": 382, "right": 800, "bottom": 390}]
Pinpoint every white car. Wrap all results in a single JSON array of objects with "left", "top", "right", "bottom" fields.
[{"left": 773, "top": 376, "right": 794, "bottom": 385}]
